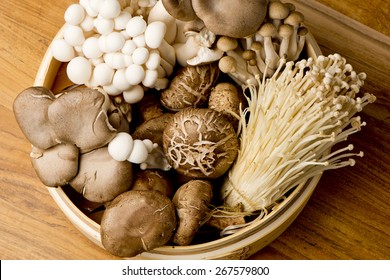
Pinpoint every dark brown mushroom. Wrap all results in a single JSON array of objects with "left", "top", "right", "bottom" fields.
[
  {"left": 161, "top": 0, "right": 198, "bottom": 21},
  {"left": 100, "top": 190, "right": 177, "bottom": 257}
]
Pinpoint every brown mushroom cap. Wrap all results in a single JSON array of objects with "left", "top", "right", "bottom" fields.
[
  {"left": 13, "top": 86, "right": 57, "bottom": 150},
  {"left": 132, "top": 113, "right": 174, "bottom": 148},
  {"left": 48, "top": 88, "right": 116, "bottom": 153},
  {"left": 100, "top": 190, "right": 177, "bottom": 257},
  {"left": 70, "top": 147, "right": 133, "bottom": 203},
  {"left": 268, "top": 1, "right": 290, "bottom": 20},
  {"left": 132, "top": 169, "right": 174, "bottom": 198},
  {"left": 163, "top": 108, "right": 239, "bottom": 179},
  {"left": 161, "top": 0, "right": 198, "bottom": 21},
  {"left": 160, "top": 63, "right": 219, "bottom": 111},
  {"left": 30, "top": 144, "right": 79, "bottom": 187},
  {"left": 173, "top": 179, "right": 213, "bottom": 245},
  {"left": 208, "top": 82, "right": 245, "bottom": 129},
  {"left": 191, "top": 0, "right": 267, "bottom": 38}
]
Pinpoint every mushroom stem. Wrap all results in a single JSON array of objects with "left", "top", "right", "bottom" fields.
[
  {"left": 291, "top": 26, "right": 308, "bottom": 61},
  {"left": 258, "top": 23, "right": 280, "bottom": 70},
  {"left": 284, "top": 11, "right": 304, "bottom": 60}
]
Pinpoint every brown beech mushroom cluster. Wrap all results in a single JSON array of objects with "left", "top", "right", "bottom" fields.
[{"left": 216, "top": 0, "right": 308, "bottom": 84}]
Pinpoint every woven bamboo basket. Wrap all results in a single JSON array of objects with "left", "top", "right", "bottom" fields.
[{"left": 34, "top": 26, "right": 322, "bottom": 260}]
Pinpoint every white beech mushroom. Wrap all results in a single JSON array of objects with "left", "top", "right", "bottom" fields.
[
  {"left": 30, "top": 144, "right": 79, "bottom": 188},
  {"left": 108, "top": 132, "right": 171, "bottom": 170},
  {"left": 160, "top": 63, "right": 219, "bottom": 111},
  {"left": 163, "top": 108, "right": 239, "bottom": 179},
  {"left": 100, "top": 190, "right": 177, "bottom": 257},
  {"left": 70, "top": 146, "right": 133, "bottom": 203},
  {"left": 172, "top": 180, "right": 213, "bottom": 245}
]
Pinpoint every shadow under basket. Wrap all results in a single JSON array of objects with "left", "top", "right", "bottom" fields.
[{"left": 34, "top": 26, "right": 322, "bottom": 260}]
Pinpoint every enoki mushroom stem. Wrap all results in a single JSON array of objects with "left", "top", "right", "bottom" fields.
[{"left": 220, "top": 53, "right": 376, "bottom": 212}]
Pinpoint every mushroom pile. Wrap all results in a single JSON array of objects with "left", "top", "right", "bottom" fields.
[{"left": 13, "top": 0, "right": 374, "bottom": 258}]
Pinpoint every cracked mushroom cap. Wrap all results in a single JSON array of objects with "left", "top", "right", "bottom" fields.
[
  {"left": 100, "top": 190, "right": 177, "bottom": 257},
  {"left": 191, "top": 0, "right": 267, "bottom": 38},
  {"left": 163, "top": 108, "right": 239, "bottom": 179}
]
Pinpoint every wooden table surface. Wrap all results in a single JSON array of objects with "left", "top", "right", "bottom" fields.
[{"left": 0, "top": 0, "right": 389, "bottom": 260}]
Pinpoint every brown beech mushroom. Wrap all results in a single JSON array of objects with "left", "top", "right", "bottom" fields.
[
  {"left": 191, "top": 0, "right": 267, "bottom": 38},
  {"left": 163, "top": 108, "right": 239, "bottom": 179},
  {"left": 13, "top": 87, "right": 57, "bottom": 150},
  {"left": 70, "top": 147, "right": 133, "bottom": 203},
  {"left": 208, "top": 83, "right": 245, "bottom": 130},
  {"left": 160, "top": 63, "right": 219, "bottom": 111},
  {"left": 132, "top": 169, "right": 174, "bottom": 198},
  {"left": 48, "top": 87, "right": 117, "bottom": 153},
  {"left": 100, "top": 190, "right": 177, "bottom": 257},
  {"left": 173, "top": 180, "right": 213, "bottom": 245},
  {"left": 30, "top": 144, "right": 79, "bottom": 187}
]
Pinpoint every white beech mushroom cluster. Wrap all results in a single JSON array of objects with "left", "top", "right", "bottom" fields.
[
  {"left": 51, "top": 0, "right": 176, "bottom": 102},
  {"left": 13, "top": 0, "right": 376, "bottom": 258}
]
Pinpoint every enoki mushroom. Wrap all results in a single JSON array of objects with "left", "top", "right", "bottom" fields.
[{"left": 220, "top": 53, "right": 376, "bottom": 212}]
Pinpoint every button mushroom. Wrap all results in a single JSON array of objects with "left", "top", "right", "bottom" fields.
[
  {"left": 100, "top": 190, "right": 177, "bottom": 257},
  {"left": 163, "top": 108, "right": 239, "bottom": 179},
  {"left": 172, "top": 179, "right": 213, "bottom": 246}
]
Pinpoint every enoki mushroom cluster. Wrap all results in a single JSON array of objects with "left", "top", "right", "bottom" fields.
[{"left": 221, "top": 54, "right": 376, "bottom": 212}]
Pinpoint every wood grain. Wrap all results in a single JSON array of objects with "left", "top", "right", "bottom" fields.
[{"left": 0, "top": 0, "right": 389, "bottom": 260}]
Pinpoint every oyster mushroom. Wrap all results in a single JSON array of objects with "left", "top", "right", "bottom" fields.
[
  {"left": 48, "top": 87, "right": 116, "bottom": 153},
  {"left": 161, "top": 0, "right": 197, "bottom": 21},
  {"left": 30, "top": 144, "right": 79, "bottom": 187},
  {"left": 191, "top": 0, "right": 267, "bottom": 38},
  {"left": 173, "top": 179, "right": 213, "bottom": 245},
  {"left": 100, "top": 190, "right": 177, "bottom": 257},
  {"left": 70, "top": 147, "right": 133, "bottom": 203},
  {"left": 13, "top": 87, "right": 57, "bottom": 150},
  {"left": 163, "top": 108, "right": 239, "bottom": 179}
]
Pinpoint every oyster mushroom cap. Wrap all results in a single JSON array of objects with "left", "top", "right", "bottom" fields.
[
  {"left": 30, "top": 144, "right": 79, "bottom": 187},
  {"left": 100, "top": 190, "right": 177, "bottom": 257},
  {"left": 13, "top": 86, "right": 57, "bottom": 150},
  {"left": 48, "top": 87, "right": 116, "bottom": 153},
  {"left": 70, "top": 147, "right": 133, "bottom": 203},
  {"left": 173, "top": 179, "right": 213, "bottom": 245},
  {"left": 163, "top": 108, "right": 239, "bottom": 179},
  {"left": 161, "top": 0, "right": 197, "bottom": 21},
  {"left": 191, "top": 0, "right": 267, "bottom": 38}
]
